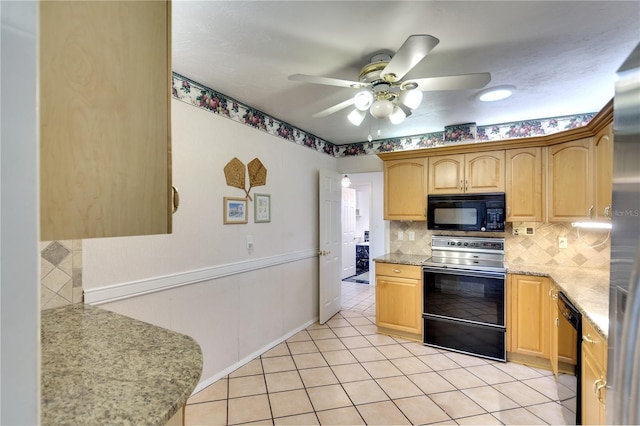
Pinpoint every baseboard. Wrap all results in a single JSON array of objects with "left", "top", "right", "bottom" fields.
[{"left": 190, "top": 316, "right": 318, "bottom": 395}]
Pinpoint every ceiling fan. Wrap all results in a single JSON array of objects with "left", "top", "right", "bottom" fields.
[{"left": 288, "top": 35, "right": 491, "bottom": 126}]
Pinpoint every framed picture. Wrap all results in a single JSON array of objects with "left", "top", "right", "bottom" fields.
[
  {"left": 254, "top": 193, "right": 271, "bottom": 223},
  {"left": 223, "top": 197, "right": 248, "bottom": 224}
]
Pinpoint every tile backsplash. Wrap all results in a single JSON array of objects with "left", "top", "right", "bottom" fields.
[
  {"left": 40, "top": 240, "right": 83, "bottom": 309},
  {"left": 390, "top": 222, "right": 610, "bottom": 269}
]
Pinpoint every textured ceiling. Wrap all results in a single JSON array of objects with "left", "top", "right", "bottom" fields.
[{"left": 172, "top": 1, "right": 640, "bottom": 145}]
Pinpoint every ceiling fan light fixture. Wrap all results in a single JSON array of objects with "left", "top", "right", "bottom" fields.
[
  {"left": 478, "top": 86, "right": 514, "bottom": 102},
  {"left": 353, "top": 90, "right": 374, "bottom": 111},
  {"left": 347, "top": 108, "right": 367, "bottom": 126},
  {"left": 369, "top": 98, "right": 394, "bottom": 119},
  {"left": 399, "top": 89, "right": 423, "bottom": 109},
  {"left": 389, "top": 105, "right": 407, "bottom": 124}
]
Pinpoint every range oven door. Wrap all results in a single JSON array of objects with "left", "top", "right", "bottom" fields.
[{"left": 422, "top": 266, "right": 506, "bottom": 361}]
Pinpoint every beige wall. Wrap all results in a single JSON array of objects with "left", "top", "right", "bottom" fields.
[{"left": 81, "top": 99, "right": 336, "bottom": 389}]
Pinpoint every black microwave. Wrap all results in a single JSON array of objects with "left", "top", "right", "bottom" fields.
[{"left": 427, "top": 193, "right": 506, "bottom": 232}]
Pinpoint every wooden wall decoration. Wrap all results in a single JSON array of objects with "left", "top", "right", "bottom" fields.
[{"left": 224, "top": 157, "right": 267, "bottom": 201}]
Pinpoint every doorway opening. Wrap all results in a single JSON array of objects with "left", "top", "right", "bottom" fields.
[{"left": 341, "top": 181, "right": 372, "bottom": 284}]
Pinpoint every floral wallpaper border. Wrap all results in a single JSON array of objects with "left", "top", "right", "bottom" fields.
[{"left": 172, "top": 73, "right": 596, "bottom": 158}]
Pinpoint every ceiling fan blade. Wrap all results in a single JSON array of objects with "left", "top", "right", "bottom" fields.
[
  {"left": 312, "top": 98, "right": 355, "bottom": 118},
  {"left": 288, "top": 73, "right": 368, "bottom": 89},
  {"left": 411, "top": 73, "right": 492, "bottom": 91},
  {"left": 381, "top": 35, "right": 440, "bottom": 82}
]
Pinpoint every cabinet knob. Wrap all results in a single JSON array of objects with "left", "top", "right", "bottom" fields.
[
  {"left": 392, "top": 269, "right": 402, "bottom": 274},
  {"left": 589, "top": 205, "right": 594, "bottom": 219},
  {"left": 172, "top": 186, "right": 180, "bottom": 213},
  {"left": 605, "top": 205, "right": 611, "bottom": 217}
]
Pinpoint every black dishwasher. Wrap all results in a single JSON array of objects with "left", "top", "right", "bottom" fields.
[{"left": 557, "top": 291, "right": 582, "bottom": 425}]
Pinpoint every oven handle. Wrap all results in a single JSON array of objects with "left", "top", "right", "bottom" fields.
[{"left": 422, "top": 266, "right": 506, "bottom": 280}]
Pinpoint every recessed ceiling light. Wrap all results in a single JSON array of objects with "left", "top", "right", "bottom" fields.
[{"left": 477, "top": 86, "right": 514, "bottom": 102}]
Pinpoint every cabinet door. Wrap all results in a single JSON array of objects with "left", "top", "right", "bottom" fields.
[
  {"left": 505, "top": 147, "right": 543, "bottom": 221},
  {"left": 594, "top": 123, "right": 614, "bottom": 219},
  {"left": 465, "top": 150, "right": 505, "bottom": 193},
  {"left": 428, "top": 154, "right": 464, "bottom": 194},
  {"left": 375, "top": 266, "right": 421, "bottom": 336},
  {"left": 548, "top": 138, "right": 594, "bottom": 222},
  {"left": 508, "top": 274, "right": 550, "bottom": 358},
  {"left": 582, "top": 349, "right": 606, "bottom": 425},
  {"left": 550, "top": 288, "right": 559, "bottom": 378},
  {"left": 384, "top": 159, "right": 428, "bottom": 220},
  {"left": 558, "top": 319, "right": 578, "bottom": 366},
  {"left": 40, "top": 1, "right": 172, "bottom": 240}
]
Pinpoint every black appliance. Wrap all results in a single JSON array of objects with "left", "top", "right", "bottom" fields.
[
  {"left": 422, "top": 236, "right": 506, "bottom": 361},
  {"left": 427, "top": 192, "right": 506, "bottom": 232},
  {"left": 557, "top": 291, "right": 582, "bottom": 425}
]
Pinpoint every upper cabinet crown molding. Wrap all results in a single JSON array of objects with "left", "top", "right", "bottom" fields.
[
  {"left": 40, "top": 1, "right": 172, "bottom": 240},
  {"left": 377, "top": 99, "right": 613, "bottom": 162}
]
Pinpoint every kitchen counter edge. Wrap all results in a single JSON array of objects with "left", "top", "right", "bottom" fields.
[
  {"left": 41, "top": 303, "right": 203, "bottom": 426},
  {"left": 374, "top": 255, "right": 609, "bottom": 339}
]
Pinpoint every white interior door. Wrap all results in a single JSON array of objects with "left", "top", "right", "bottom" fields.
[
  {"left": 341, "top": 187, "right": 356, "bottom": 279},
  {"left": 319, "top": 169, "right": 342, "bottom": 324}
]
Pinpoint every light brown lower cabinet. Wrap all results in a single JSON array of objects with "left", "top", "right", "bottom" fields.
[
  {"left": 508, "top": 275, "right": 577, "bottom": 373},
  {"left": 375, "top": 263, "right": 422, "bottom": 341},
  {"left": 581, "top": 319, "right": 607, "bottom": 425},
  {"left": 507, "top": 274, "right": 551, "bottom": 360}
]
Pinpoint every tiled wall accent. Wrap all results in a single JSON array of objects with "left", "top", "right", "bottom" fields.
[
  {"left": 389, "top": 222, "right": 610, "bottom": 269},
  {"left": 40, "top": 240, "right": 83, "bottom": 309},
  {"left": 171, "top": 72, "right": 596, "bottom": 159}
]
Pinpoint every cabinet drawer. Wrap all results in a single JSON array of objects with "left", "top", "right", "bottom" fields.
[
  {"left": 376, "top": 263, "right": 422, "bottom": 280},
  {"left": 582, "top": 319, "right": 606, "bottom": 369}
]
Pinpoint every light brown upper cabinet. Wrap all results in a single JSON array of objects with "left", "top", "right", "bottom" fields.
[
  {"left": 383, "top": 158, "right": 428, "bottom": 221},
  {"left": 547, "top": 138, "right": 594, "bottom": 222},
  {"left": 505, "top": 147, "right": 544, "bottom": 222},
  {"left": 594, "top": 123, "right": 614, "bottom": 219},
  {"left": 428, "top": 151, "right": 505, "bottom": 194},
  {"left": 40, "top": 1, "right": 172, "bottom": 240}
]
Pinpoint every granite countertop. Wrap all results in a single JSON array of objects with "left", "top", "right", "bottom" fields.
[
  {"left": 374, "top": 254, "right": 609, "bottom": 339},
  {"left": 41, "top": 304, "right": 203, "bottom": 426}
]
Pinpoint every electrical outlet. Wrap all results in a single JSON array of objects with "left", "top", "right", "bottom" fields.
[
  {"left": 559, "top": 237, "right": 568, "bottom": 249},
  {"left": 397, "top": 231, "right": 404, "bottom": 240},
  {"left": 408, "top": 231, "right": 415, "bottom": 241}
]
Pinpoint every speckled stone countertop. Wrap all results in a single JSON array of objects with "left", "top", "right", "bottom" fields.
[
  {"left": 41, "top": 304, "right": 203, "bottom": 426},
  {"left": 374, "top": 253, "right": 429, "bottom": 266},
  {"left": 374, "top": 254, "right": 610, "bottom": 339}
]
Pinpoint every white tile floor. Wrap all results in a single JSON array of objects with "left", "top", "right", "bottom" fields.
[{"left": 185, "top": 281, "right": 576, "bottom": 425}]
